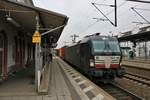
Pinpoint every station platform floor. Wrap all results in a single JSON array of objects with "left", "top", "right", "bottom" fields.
[{"left": 0, "top": 57, "right": 115, "bottom": 100}]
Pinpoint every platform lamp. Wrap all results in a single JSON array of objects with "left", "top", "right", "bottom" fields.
[{"left": 6, "top": 15, "right": 21, "bottom": 27}]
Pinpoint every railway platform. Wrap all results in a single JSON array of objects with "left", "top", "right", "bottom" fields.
[
  {"left": 0, "top": 57, "right": 115, "bottom": 100},
  {"left": 122, "top": 57, "right": 150, "bottom": 69},
  {"left": 121, "top": 57, "right": 150, "bottom": 80}
]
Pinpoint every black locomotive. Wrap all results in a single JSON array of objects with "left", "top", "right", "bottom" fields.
[{"left": 62, "top": 33, "right": 125, "bottom": 82}]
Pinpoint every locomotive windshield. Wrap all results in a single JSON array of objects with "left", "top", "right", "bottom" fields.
[
  {"left": 92, "top": 40, "right": 120, "bottom": 53},
  {"left": 108, "top": 41, "right": 120, "bottom": 52},
  {"left": 92, "top": 41, "right": 105, "bottom": 52}
]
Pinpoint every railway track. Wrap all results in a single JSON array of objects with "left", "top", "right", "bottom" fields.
[
  {"left": 124, "top": 73, "right": 150, "bottom": 87},
  {"left": 98, "top": 82, "right": 144, "bottom": 100},
  {"left": 122, "top": 64, "right": 150, "bottom": 83}
]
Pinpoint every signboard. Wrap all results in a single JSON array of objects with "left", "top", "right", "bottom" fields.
[{"left": 32, "top": 31, "right": 41, "bottom": 43}]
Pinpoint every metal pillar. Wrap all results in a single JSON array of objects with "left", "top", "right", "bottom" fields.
[
  {"left": 34, "top": 15, "right": 41, "bottom": 91},
  {"left": 34, "top": 16, "right": 66, "bottom": 91},
  {"left": 114, "top": 0, "right": 117, "bottom": 27},
  {"left": 35, "top": 43, "right": 40, "bottom": 90}
]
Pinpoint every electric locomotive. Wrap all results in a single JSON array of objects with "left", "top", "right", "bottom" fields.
[{"left": 64, "top": 33, "right": 125, "bottom": 82}]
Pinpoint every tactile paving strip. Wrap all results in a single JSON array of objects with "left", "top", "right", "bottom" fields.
[{"left": 57, "top": 57, "right": 115, "bottom": 100}]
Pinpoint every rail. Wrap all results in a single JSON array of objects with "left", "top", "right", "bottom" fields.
[
  {"left": 122, "top": 63, "right": 150, "bottom": 71},
  {"left": 98, "top": 82, "right": 144, "bottom": 100},
  {"left": 124, "top": 73, "right": 150, "bottom": 87}
]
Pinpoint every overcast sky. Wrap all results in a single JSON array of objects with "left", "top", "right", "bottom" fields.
[{"left": 33, "top": 0, "right": 150, "bottom": 48}]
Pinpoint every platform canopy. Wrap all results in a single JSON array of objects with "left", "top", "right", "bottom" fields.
[
  {"left": 118, "top": 26, "right": 150, "bottom": 42},
  {"left": 0, "top": 0, "right": 68, "bottom": 45}
]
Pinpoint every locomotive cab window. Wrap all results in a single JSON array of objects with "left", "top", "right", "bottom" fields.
[
  {"left": 108, "top": 41, "right": 120, "bottom": 53},
  {"left": 92, "top": 41, "right": 105, "bottom": 53},
  {"left": 92, "top": 40, "right": 120, "bottom": 53}
]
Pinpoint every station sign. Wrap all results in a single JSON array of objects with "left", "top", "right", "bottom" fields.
[{"left": 32, "top": 31, "right": 41, "bottom": 43}]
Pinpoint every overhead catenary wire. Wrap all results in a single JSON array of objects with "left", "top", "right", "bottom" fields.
[
  {"left": 87, "top": 0, "right": 107, "bottom": 18},
  {"left": 91, "top": 1, "right": 142, "bottom": 35},
  {"left": 132, "top": 9, "right": 142, "bottom": 24},
  {"left": 131, "top": 7, "right": 150, "bottom": 25},
  {"left": 75, "top": 0, "right": 101, "bottom": 36},
  {"left": 79, "top": 1, "right": 127, "bottom": 36},
  {"left": 92, "top": 0, "right": 118, "bottom": 27},
  {"left": 115, "top": 4, "right": 144, "bottom": 26},
  {"left": 94, "top": 3, "right": 115, "bottom": 7},
  {"left": 92, "top": 1, "right": 127, "bottom": 17},
  {"left": 105, "top": 1, "right": 127, "bottom": 16},
  {"left": 92, "top": 2, "right": 115, "bottom": 26},
  {"left": 112, "top": 6, "right": 149, "bottom": 34},
  {"left": 132, "top": 21, "right": 150, "bottom": 25},
  {"left": 92, "top": 1, "right": 127, "bottom": 27},
  {"left": 126, "top": 0, "right": 150, "bottom": 4},
  {"left": 78, "top": 20, "right": 99, "bottom": 36},
  {"left": 80, "top": 0, "right": 149, "bottom": 37},
  {"left": 77, "top": 0, "right": 112, "bottom": 36}
]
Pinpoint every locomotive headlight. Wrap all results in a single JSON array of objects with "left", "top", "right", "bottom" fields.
[{"left": 90, "top": 59, "right": 94, "bottom": 67}]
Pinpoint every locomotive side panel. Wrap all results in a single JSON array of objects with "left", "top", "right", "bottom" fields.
[
  {"left": 64, "top": 45, "right": 81, "bottom": 68},
  {"left": 80, "top": 43, "right": 91, "bottom": 75}
]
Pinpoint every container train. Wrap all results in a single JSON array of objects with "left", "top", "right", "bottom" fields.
[{"left": 58, "top": 33, "right": 125, "bottom": 82}]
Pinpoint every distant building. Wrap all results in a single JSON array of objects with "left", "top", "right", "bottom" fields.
[{"left": 119, "top": 26, "right": 150, "bottom": 58}]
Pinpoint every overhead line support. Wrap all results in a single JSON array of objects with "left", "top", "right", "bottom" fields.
[
  {"left": 115, "top": 0, "right": 117, "bottom": 27},
  {"left": 131, "top": 7, "right": 150, "bottom": 24},
  {"left": 92, "top": 0, "right": 117, "bottom": 27},
  {"left": 92, "top": 3, "right": 115, "bottom": 26}
]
